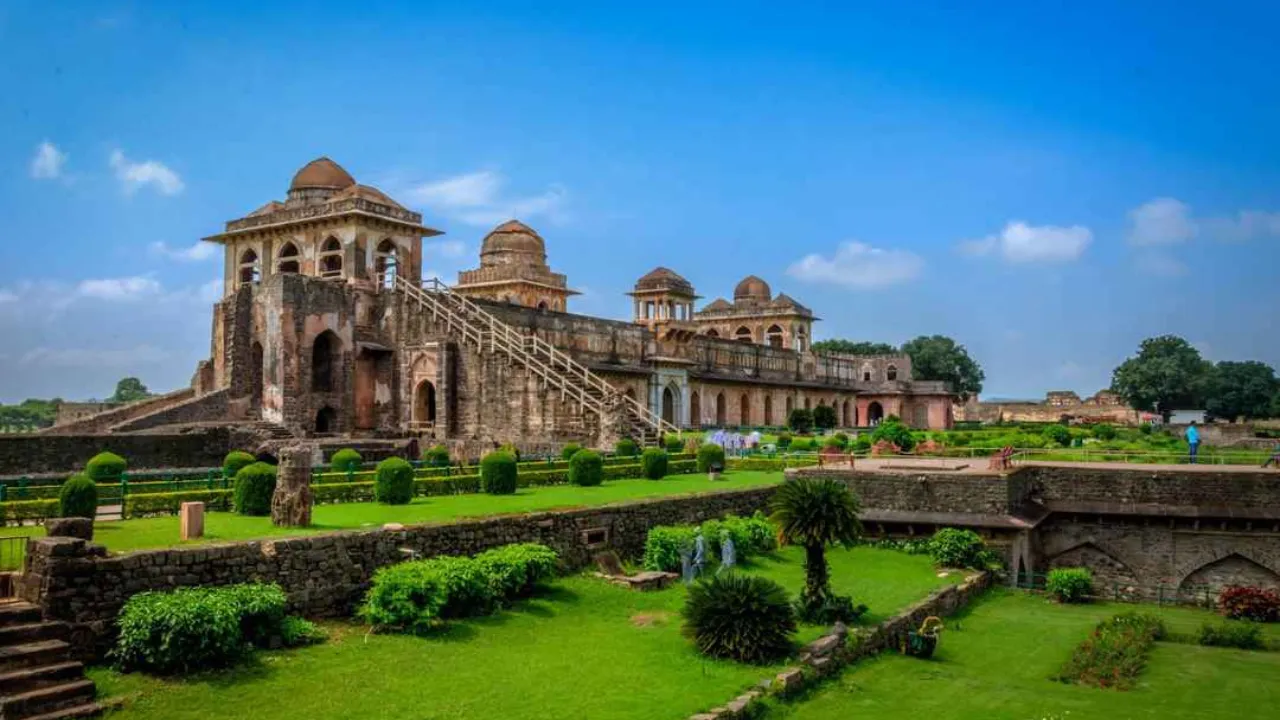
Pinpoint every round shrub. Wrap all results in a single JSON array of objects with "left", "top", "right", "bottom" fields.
[
  {"left": 1046, "top": 567, "right": 1094, "bottom": 603},
  {"left": 777, "top": 432, "right": 793, "bottom": 449},
  {"left": 664, "top": 435, "right": 685, "bottom": 453},
  {"left": 421, "top": 444, "right": 450, "bottom": 468},
  {"left": 329, "top": 448, "right": 363, "bottom": 473},
  {"left": 682, "top": 573, "right": 797, "bottom": 664},
  {"left": 374, "top": 457, "right": 414, "bottom": 505},
  {"left": 822, "top": 436, "right": 846, "bottom": 451},
  {"left": 1092, "top": 423, "right": 1118, "bottom": 441},
  {"left": 641, "top": 448, "right": 669, "bottom": 480},
  {"left": 222, "top": 450, "right": 256, "bottom": 479},
  {"left": 569, "top": 449, "right": 605, "bottom": 487},
  {"left": 870, "top": 417, "right": 915, "bottom": 452},
  {"left": 58, "top": 473, "right": 98, "bottom": 519},
  {"left": 787, "top": 408, "right": 814, "bottom": 434},
  {"left": 233, "top": 462, "right": 277, "bottom": 516},
  {"left": 1042, "top": 424, "right": 1072, "bottom": 447},
  {"left": 696, "top": 443, "right": 726, "bottom": 473},
  {"left": 926, "top": 528, "right": 988, "bottom": 569},
  {"left": 480, "top": 451, "right": 518, "bottom": 495},
  {"left": 831, "top": 432, "right": 850, "bottom": 449},
  {"left": 560, "top": 442, "right": 583, "bottom": 461},
  {"left": 85, "top": 451, "right": 126, "bottom": 481},
  {"left": 614, "top": 438, "right": 639, "bottom": 457},
  {"left": 812, "top": 404, "right": 837, "bottom": 430},
  {"left": 499, "top": 443, "right": 521, "bottom": 461}
]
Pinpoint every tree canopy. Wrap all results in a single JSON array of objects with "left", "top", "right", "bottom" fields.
[
  {"left": 110, "top": 377, "right": 151, "bottom": 404},
  {"left": 810, "top": 340, "right": 897, "bottom": 355},
  {"left": 1203, "top": 361, "right": 1279, "bottom": 421},
  {"left": 900, "top": 335, "right": 985, "bottom": 402},
  {"left": 1110, "top": 336, "right": 1211, "bottom": 421}
]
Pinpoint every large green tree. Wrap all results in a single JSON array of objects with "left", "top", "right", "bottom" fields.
[
  {"left": 1110, "top": 335, "right": 1212, "bottom": 421},
  {"left": 900, "top": 335, "right": 985, "bottom": 402},
  {"left": 811, "top": 339, "right": 897, "bottom": 355},
  {"left": 110, "top": 377, "right": 151, "bottom": 404},
  {"left": 1203, "top": 361, "right": 1279, "bottom": 421}
]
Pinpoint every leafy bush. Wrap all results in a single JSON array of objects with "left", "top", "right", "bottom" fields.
[
  {"left": 499, "top": 443, "right": 521, "bottom": 461},
  {"left": 421, "top": 444, "right": 451, "bottom": 468},
  {"left": 1139, "top": 422, "right": 1153, "bottom": 435},
  {"left": 568, "top": 449, "right": 605, "bottom": 487},
  {"left": 614, "top": 438, "right": 639, "bottom": 457},
  {"left": 795, "top": 593, "right": 867, "bottom": 624},
  {"left": 1055, "top": 613, "right": 1165, "bottom": 689},
  {"left": 280, "top": 616, "right": 326, "bottom": 647},
  {"left": 474, "top": 543, "right": 559, "bottom": 600},
  {"left": 222, "top": 451, "right": 257, "bottom": 478},
  {"left": 85, "top": 451, "right": 127, "bottom": 481},
  {"left": 777, "top": 431, "right": 793, "bottom": 449},
  {"left": 926, "top": 528, "right": 988, "bottom": 569},
  {"left": 788, "top": 437, "right": 815, "bottom": 452},
  {"left": 560, "top": 443, "right": 582, "bottom": 460},
  {"left": 870, "top": 416, "right": 915, "bottom": 452},
  {"left": 1218, "top": 585, "right": 1280, "bottom": 622},
  {"left": 329, "top": 448, "right": 363, "bottom": 473},
  {"left": 822, "top": 435, "right": 846, "bottom": 451},
  {"left": 374, "top": 457, "right": 414, "bottom": 505},
  {"left": 787, "top": 408, "right": 814, "bottom": 434},
  {"left": 641, "top": 448, "right": 669, "bottom": 479},
  {"left": 480, "top": 451, "right": 518, "bottom": 495},
  {"left": 644, "top": 514, "right": 776, "bottom": 571},
  {"left": 697, "top": 443, "right": 726, "bottom": 473},
  {"left": 58, "top": 473, "right": 98, "bottom": 519},
  {"left": 233, "top": 462, "right": 277, "bottom": 516},
  {"left": 1046, "top": 567, "right": 1094, "bottom": 604},
  {"left": 360, "top": 560, "right": 448, "bottom": 633},
  {"left": 852, "top": 436, "right": 872, "bottom": 453},
  {"left": 831, "top": 432, "right": 850, "bottom": 448},
  {"left": 221, "top": 583, "right": 287, "bottom": 647},
  {"left": 682, "top": 573, "right": 797, "bottom": 664},
  {"left": 1198, "top": 620, "right": 1263, "bottom": 649},
  {"left": 427, "top": 555, "right": 498, "bottom": 618},
  {"left": 643, "top": 525, "right": 697, "bottom": 571},
  {"left": 812, "top": 405, "right": 837, "bottom": 430},
  {"left": 1042, "top": 424, "right": 1072, "bottom": 447},
  {"left": 1093, "top": 423, "right": 1118, "bottom": 441},
  {"left": 664, "top": 435, "right": 685, "bottom": 453}
]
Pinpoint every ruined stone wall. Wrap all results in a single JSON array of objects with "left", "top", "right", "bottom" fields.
[
  {"left": 41, "top": 389, "right": 197, "bottom": 435},
  {"left": 1023, "top": 464, "right": 1280, "bottom": 512},
  {"left": 108, "top": 389, "right": 234, "bottom": 433},
  {"left": 0, "top": 427, "right": 234, "bottom": 475}
]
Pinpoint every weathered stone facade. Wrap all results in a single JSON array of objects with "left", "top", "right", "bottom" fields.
[
  {"left": 0, "top": 428, "right": 237, "bottom": 476},
  {"left": 954, "top": 389, "right": 1150, "bottom": 425}
]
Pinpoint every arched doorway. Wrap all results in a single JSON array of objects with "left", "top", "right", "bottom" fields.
[
  {"left": 415, "top": 380, "right": 437, "bottom": 427},
  {"left": 715, "top": 392, "right": 726, "bottom": 426},
  {"left": 766, "top": 325, "right": 784, "bottom": 348},
  {"left": 842, "top": 400, "right": 852, "bottom": 427},
  {"left": 277, "top": 242, "right": 300, "bottom": 274},
  {"left": 740, "top": 393, "right": 751, "bottom": 426},
  {"left": 690, "top": 391, "right": 701, "bottom": 427},
  {"left": 804, "top": 397, "right": 811, "bottom": 411},
  {"left": 375, "top": 239, "right": 398, "bottom": 288},
  {"left": 311, "top": 331, "right": 340, "bottom": 392},
  {"left": 867, "top": 401, "right": 884, "bottom": 425},
  {"left": 786, "top": 396, "right": 794, "bottom": 416},
  {"left": 315, "top": 406, "right": 337, "bottom": 433},
  {"left": 734, "top": 326, "right": 753, "bottom": 343},
  {"left": 250, "top": 341, "right": 264, "bottom": 410},
  {"left": 661, "top": 386, "right": 676, "bottom": 426},
  {"left": 763, "top": 395, "right": 773, "bottom": 425}
]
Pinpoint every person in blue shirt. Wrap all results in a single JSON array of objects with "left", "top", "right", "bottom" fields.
[
  {"left": 1264, "top": 442, "right": 1280, "bottom": 469},
  {"left": 1186, "top": 422, "right": 1200, "bottom": 464}
]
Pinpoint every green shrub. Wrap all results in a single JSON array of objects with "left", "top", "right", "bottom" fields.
[
  {"left": 614, "top": 438, "right": 639, "bottom": 457},
  {"left": 870, "top": 416, "right": 915, "bottom": 451},
  {"left": 777, "top": 432, "right": 793, "bottom": 449},
  {"left": 1046, "top": 567, "right": 1094, "bottom": 603},
  {"left": 682, "top": 573, "right": 797, "bottom": 664},
  {"left": 1042, "top": 424, "right": 1072, "bottom": 447},
  {"left": 426, "top": 555, "right": 496, "bottom": 618},
  {"left": 421, "top": 444, "right": 451, "bottom": 468},
  {"left": 1139, "top": 422, "right": 1153, "bottom": 435},
  {"left": 822, "top": 435, "right": 845, "bottom": 451},
  {"left": 697, "top": 443, "right": 726, "bottom": 473},
  {"left": 329, "top": 448, "right": 363, "bottom": 473},
  {"left": 832, "top": 432, "right": 850, "bottom": 448},
  {"left": 0, "top": 499, "right": 60, "bottom": 527},
  {"left": 280, "top": 616, "right": 326, "bottom": 647},
  {"left": 85, "top": 451, "right": 127, "bottom": 481},
  {"left": 664, "top": 435, "right": 685, "bottom": 453},
  {"left": 124, "top": 489, "right": 233, "bottom": 518},
  {"left": 113, "top": 587, "right": 244, "bottom": 674},
  {"left": 233, "top": 462, "right": 277, "bottom": 516},
  {"left": 1055, "top": 613, "right": 1164, "bottom": 689},
  {"left": 560, "top": 443, "right": 583, "bottom": 460},
  {"left": 221, "top": 583, "right": 288, "bottom": 647},
  {"left": 852, "top": 436, "right": 871, "bottom": 453},
  {"left": 1197, "top": 620, "right": 1263, "bottom": 650},
  {"left": 360, "top": 560, "right": 448, "bottom": 633},
  {"left": 222, "top": 451, "right": 257, "bottom": 478},
  {"left": 812, "top": 405, "right": 837, "bottom": 430},
  {"left": 474, "top": 543, "right": 559, "bottom": 600},
  {"left": 374, "top": 457, "right": 414, "bottom": 505},
  {"left": 926, "top": 528, "right": 987, "bottom": 569},
  {"left": 58, "top": 473, "right": 98, "bottom": 519},
  {"left": 480, "top": 451, "right": 518, "bottom": 495},
  {"left": 787, "top": 408, "right": 814, "bottom": 434},
  {"left": 641, "top": 448, "right": 669, "bottom": 479},
  {"left": 788, "top": 437, "right": 814, "bottom": 452},
  {"left": 643, "top": 525, "right": 697, "bottom": 571},
  {"left": 1093, "top": 423, "right": 1118, "bottom": 441},
  {"left": 499, "top": 443, "right": 521, "bottom": 461},
  {"left": 569, "top": 449, "right": 605, "bottom": 487}
]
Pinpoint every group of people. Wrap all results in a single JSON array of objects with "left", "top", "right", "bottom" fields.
[{"left": 705, "top": 429, "right": 763, "bottom": 455}]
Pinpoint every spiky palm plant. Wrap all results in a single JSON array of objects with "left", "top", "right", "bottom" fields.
[
  {"left": 681, "top": 573, "right": 797, "bottom": 663},
  {"left": 769, "top": 477, "right": 862, "bottom": 613}
]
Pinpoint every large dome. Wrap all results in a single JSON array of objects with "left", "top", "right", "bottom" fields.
[
  {"left": 634, "top": 266, "right": 695, "bottom": 295},
  {"left": 290, "top": 157, "right": 357, "bottom": 191},
  {"left": 480, "top": 220, "right": 547, "bottom": 266},
  {"left": 733, "top": 275, "right": 772, "bottom": 303}
]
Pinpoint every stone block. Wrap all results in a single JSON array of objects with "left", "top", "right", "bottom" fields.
[
  {"left": 45, "top": 518, "right": 94, "bottom": 541},
  {"left": 180, "top": 502, "right": 205, "bottom": 541}
]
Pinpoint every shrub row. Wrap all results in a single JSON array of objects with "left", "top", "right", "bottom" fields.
[
  {"left": 723, "top": 456, "right": 819, "bottom": 472},
  {"left": 361, "top": 543, "right": 559, "bottom": 633},
  {"left": 1197, "top": 620, "right": 1264, "bottom": 650},
  {"left": 0, "top": 499, "right": 60, "bottom": 526},
  {"left": 1054, "top": 613, "right": 1165, "bottom": 690},
  {"left": 307, "top": 452, "right": 697, "bottom": 484},
  {"left": 124, "top": 489, "right": 234, "bottom": 518},
  {"left": 642, "top": 513, "right": 777, "bottom": 572}
]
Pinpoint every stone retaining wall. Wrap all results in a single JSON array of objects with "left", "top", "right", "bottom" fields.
[{"left": 0, "top": 427, "right": 236, "bottom": 475}]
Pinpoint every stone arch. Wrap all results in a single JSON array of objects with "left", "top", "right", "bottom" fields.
[
  {"left": 661, "top": 384, "right": 679, "bottom": 426},
  {"left": 374, "top": 239, "right": 398, "bottom": 288},
  {"left": 715, "top": 392, "right": 726, "bottom": 426},
  {"left": 740, "top": 393, "right": 751, "bottom": 426},
  {"left": 861, "top": 362, "right": 874, "bottom": 383},
  {"left": 842, "top": 400, "right": 852, "bottom": 427},
  {"left": 867, "top": 401, "right": 884, "bottom": 425},
  {"left": 766, "top": 324, "right": 784, "bottom": 349},
  {"left": 414, "top": 379, "right": 437, "bottom": 427},
  {"left": 314, "top": 406, "right": 337, "bottom": 434},
  {"left": 277, "top": 242, "right": 300, "bottom": 274},
  {"left": 239, "top": 248, "right": 260, "bottom": 284},
  {"left": 803, "top": 397, "right": 811, "bottom": 411},
  {"left": 794, "top": 325, "right": 808, "bottom": 352},
  {"left": 536, "top": 300, "right": 549, "bottom": 311},
  {"left": 763, "top": 395, "right": 773, "bottom": 425},
  {"left": 319, "top": 236, "right": 343, "bottom": 277},
  {"left": 705, "top": 329, "right": 720, "bottom": 338},
  {"left": 1179, "top": 553, "right": 1280, "bottom": 599},
  {"left": 1048, "top": 541, "right": 1140, "bottom": 597},
  {"left": 785, "top": 396, "right": 794, "bottom": 416},
  {"left": 690, "top": 391, "right": 701, "bottom": 428},
  {"left": 734, "top": 326, "right": 754, "bottom": 343},
  {"left": 311, "top": 330, "right": 341, "bottom": 392}
]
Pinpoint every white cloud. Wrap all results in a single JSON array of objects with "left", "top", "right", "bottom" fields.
[
  {"left": 29, "top": 141, "right": 67, "bottom": 180},
  {"left": 961, "top": 221, "right": 1092, "bottom": 263},
  {"left": 1127, "top": 197, "right": 1196, "bottom": 246},
  {"left": 1201, "top": 210, "right": 1280, "bottom": 243},
  {"left": 75, "top": 276, "right": 163, "bottom": 301},
  {"left": 1134, "top": 251, "right": 1188, "bottom": 278},
  {"left": 405, "top": 170, "right": 567, "bottom": 227},
  {"left": 19, "top": 345, "right": 172, "bottom": 369},
  {"left": 786, "top": 241, "right": 923, "bottom": 289},
  {"left": 109, "top": 149, "right": 184, "bottom": 196},
  {"left": 0, "top": 290, "right": 16, "bottom": 304},
  {"left": 149, "top": 240, "right": 217, "bottom": 262},
  {"left": 425, "top": 239, "right": 467, "bottom": 258}
]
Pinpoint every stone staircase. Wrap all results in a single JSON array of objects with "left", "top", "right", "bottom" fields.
[
  {"left": 398, "top": 276, "right": 677, "bottom": 445},
  {"left": 0, "top": 602, "right": 100, "bottom": 719}
]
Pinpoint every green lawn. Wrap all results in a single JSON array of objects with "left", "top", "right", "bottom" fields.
[
  {"left": 0, "top": 471, "right": 784, "bottom": 555},
  {"left": 769, "top": 589, "right": 1280, "bottom": 720},
  {"left": 93, "top": 546, "right": 959, "bottom": 720}
]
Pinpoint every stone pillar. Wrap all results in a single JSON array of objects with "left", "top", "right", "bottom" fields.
[
  {"left": 271, "top": 443, "right": 314, "bottom": 527},
  {"left": 595, "top": 395, "right": 630, "bottom": 451},
  {"left": 180, "top": 502, "right": 205, "bottom": 540}
]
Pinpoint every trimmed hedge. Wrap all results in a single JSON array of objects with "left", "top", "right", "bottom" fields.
[
  {"left": 560, "top": 443, "right": 583, "bottom": 460},
  {"left": 0, "top": 499, "right": 60, "bottom": 526},
  {"left": 329, "top": 449, "right": 363, "bottom": 473},
  {"left": 725, "top": 457, "right": 818, "bottom": 472},
  {"left": 474, "top": 543, "right": 560, "bottom": 601},
  {"left": 58, "top": 473, "right": 98, "bottom": 519},
  {"left": 614, "top": 438, "right": 639, "bottom": 457},
  {"left": 696, "top": 443, "right": 726, "bottom": 473},
  {"left": 233, "top": 462, "right": 277, "bottom": 516},
  {"left": 86, "top": 451, "right": 127, "bottom": 482},
  {"left": 569, "top": 450, "right": 604, "bottom": 487},
  {"left": 664, "top": 435, "right": 685, "bottom": 453},
  {"left": 124, "top": 490, "right": 234, "bottom": 519},
  {"left": 421, "top": 445, "right": 451, "bottom": 468},
  {"left": 641, "top": 448, "right": 669, "bottom": 479},
  {"left": 480, "top": 452, "right": 518, "bottom": 495},
  {"left": 374, "top": 457, "right": 414, "bottom": 505},
  {"left": 222, "top": 451, "right": 257, "bottom": 479}
]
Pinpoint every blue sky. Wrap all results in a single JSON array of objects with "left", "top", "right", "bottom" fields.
[{"left": 2, "top": 1, "right": 1278, "bottom": 403}]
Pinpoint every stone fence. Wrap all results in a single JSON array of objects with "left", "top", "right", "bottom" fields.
[{"left": 0, "top": 427, "right": 236, "bottom": 476}]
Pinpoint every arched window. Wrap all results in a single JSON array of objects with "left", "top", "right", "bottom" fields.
[
  {"left": 842, "top": 400, "right": 851, "bottom": 428},
  {"left": 795, "top": 326, "right": 808, "bottom": 352},
  {"left": 311, "top": 331, "right": 340, "bottom": 392},
  {"left": 766, "top": 325, "right": 784, "bottom": 349},
  {"left": 537, "top": 300, "right": 549, "bottom": 311},
  {"left": 374, "top": 239, "right": 398, "bottom": 288},
  {"left": 785, "top": 396, "right": 794, "bottom": 416},
  {"left": 740, "top": 393, "right": 751, "bottom": 426},
  {"left": 763, "top": 395, "right": 773, "bottom": 425},
  {"left": 715, "top": 392, "right": 726, "bottom": 426},
  {"left": 238, "top": 249, "right": 261, "bottom": 284},
  {"left": 861, "top": 363, "right": 874, "bottom": 383},
  {"left": 277, "top": 242, "right": 300, "bottom": 274},
  {"left": 705, "top": 329, "right": 720, "bottom": 338},
  {"left": 804, "top": 397, "right": 811, "bottom": 411},
  {"left": 690, "top": 391, "right": 701, "bottom": 427},
  {"left": 415, "top": 380, "right": 437, "bottom": 426},
  {"left": 735, "top": 326, "right": 753, "bottom": 343},
  {"left": 319, "top": 237, "right": 343, "bottom": 278},
  {"left": 315, "top": 406, "right": 337, "bottom": 434},
  {"left": 887, "top": 364, "right": 898, "bottom": 381}
]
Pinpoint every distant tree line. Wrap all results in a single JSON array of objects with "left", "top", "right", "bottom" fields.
[
  {"left": 0, "top": 377, "right": 154, "bottom": 433},
  {"left": 1110, "top": 335, "right": 1280, "bottom": 422},
  {"left": 811, "top": 335, "right": 985, "bottom": 402}
]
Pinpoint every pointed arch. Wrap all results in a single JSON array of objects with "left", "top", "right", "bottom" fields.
[
  {"left": 763, "top": 395, "right": 773, "bottom": 425},
  {"left": 766, "top": 324, "right": 784, "bottom": 349},
  {"left": 715, "top": 392, "right": 726, "bottom": 426},
  {"left": 1179, "top": 553, "right": 1280, "bottom": 596},
  {"left": 740, "top": 393, "right": 751, "bottom": 426},
  {"left": 277, "top": 242, "right": 300, "bottom": 274},
  {"left": 690, "top": 390, "right": 701, "bottom": 428},
  {"left": 239, "top": 248, "right": 261, "bottom": 284},
  {"left": 887, "top": 364, "right": 899, "bottom": 381},
  {"left": 314, "top": 406, "right": 337, "bottom": 434},
  {"left": 319, "top": 236, "right": 343, "bottom": 277},
  {"left": 375, "top": 238, "right": 398, "bottom": 288},
  {"left": 867, "top": 401, "right": 884, "bottom": 425},
  {"left": 734, "top": 326, "right": 753, "bottom": 343},
  {"left": 311, "top": 330, "right": 341, "bottom": 392}
]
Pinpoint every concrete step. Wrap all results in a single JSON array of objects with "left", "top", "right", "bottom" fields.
[
  {"left": 0, "top": 625, "right": 67, "bottom": 648},
  {"left": 0, "top": 679, "right": 95, "bottom": 719},
  {"left": 18, "top": 702, "right": 101, "bottom": 720},
  {"left": 0, "top": 663, "right": 84, "bottom": 696},
  {"left": 0, "top": 642, "right": 70, "bottom": 673},
  {"left": 0, "top": 606, "right": 41, "bottom": 630}
]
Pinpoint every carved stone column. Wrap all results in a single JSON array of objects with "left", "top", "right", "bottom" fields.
[{"left": 271, "top": 443, "right": 314, "bottom": 527}]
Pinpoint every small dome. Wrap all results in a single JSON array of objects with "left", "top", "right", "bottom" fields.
[
  {"left": 480, "top": 219, "right": 547, "bottom": 266},
  {"left": 634, "top": 266, "right": 695, "bottom": 295},
  {"left": 290, "top": 157, "right": 357, "bottom": 191},
  {"left": 733, "top": 275, "right": 771, "bottom": 302}
]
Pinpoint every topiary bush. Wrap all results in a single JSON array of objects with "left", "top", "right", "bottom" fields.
[
  {"left": 614, "top": 438, "right": 639, "bottom": 457},
  {"left": 233, "top": 462, "right": 277, "bottom": 516},
  {"left": 787, "top": 408, "right": 814, "bottom": 434},
  {"left": 1046, "top": 567, "right": 1094, "bottom": 603},
  {"left": 222, "top": 451, "right": 257, "bottom": 479},
  {"left": 664, "top": 435, "right": 685, "bottom": 453},
  {"left": 374, "top": 457, "right": 414, "bottom": 505},
  {"left": 926, "top": 528, "right": 988, "bottom": 569},
  {"left": 499, "top": 442, "right": 521, "bottom": 461},
  {"left": 812, "top": 405, "right": 837, "bottom": 430},
  {"left": 1197, "top": 620, "right": 1263, "bottom": 650},
  {"left": 697, "top": 443, "right": 726, "bottom": 473},
  {"left": 480, "top": 451, "right": 518, "bottom": 495},
  {"left": 777, "top": 432, "right": 793, "bottom": 449},
  {"left": 641, "top": 448, "right": 669, "bottom": 479},
  {"left": 329, "top": 448, "right": 363, "bottom": 473},
  {"left": 1218, "top": 585, "right": 1280, "bottom": 622},
  {"left": 1042, "top": 424, "right": 1072, "bottom": 447},
  {"left": 85, "top": 451, "right": 127, "bottom": 482},
  {"left": 568, "top": 449, "right": 604, "bottom": 487},
  {"left": 474, "top": 543, "right": 559, "bottom": 600},
  {"left": 58, "top": 473, "right": 98, "bottom": 519},
  {"left": 870, "top": 416, "right": 915, "bottom": 451},
  {"left": 560, "top": 443, "right": 583, "bottom": 461},
  {"left": 682, "top": 573, "right": 797, "bottom": 664},
  {"left": 421, "top": 444, "right": 451, "bottom": 468}
]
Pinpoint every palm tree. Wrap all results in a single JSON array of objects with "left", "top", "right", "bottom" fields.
[{"left": 769, "top": 476, "right": 862, "bottom": 612}]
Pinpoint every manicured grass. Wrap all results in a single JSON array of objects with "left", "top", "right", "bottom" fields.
[
  {"left": 0, "top": 471, "right": 784, "bottom": 555},
  {"left": 92, "top": 546, "right": 959, "bottom": 720},
  {"left": 770, "top": 589, "right": 1280, "bottom": 719}
]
